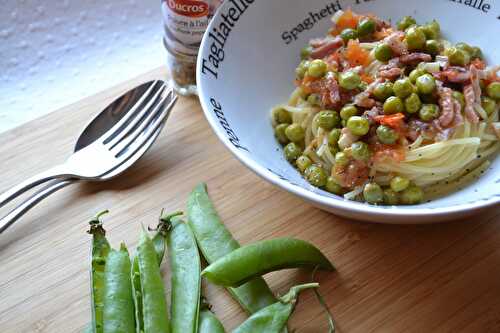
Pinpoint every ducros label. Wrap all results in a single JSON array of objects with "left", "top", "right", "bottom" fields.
[{"left": 167, "top": 0, "right": 209, "bottom": 18}]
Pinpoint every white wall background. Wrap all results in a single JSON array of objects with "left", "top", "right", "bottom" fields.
[{"left": 0, "top": 0, "right": 165, "bottom": 133}]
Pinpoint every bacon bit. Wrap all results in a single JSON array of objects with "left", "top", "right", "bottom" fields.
[
  {"left": 326, "top": 75, "right": 341, "bottom": 107},
  {"left": 375, "top": 113, "right": 406, "bottom": 131},
  {"left": 310, "top": 36, "right": 344, "bottom": 59},
  {"left": 383, "top": 31, "right": 407, "bottom": 56},
  {"left": 372, "top": 143, "right": 406, "bottom": 163},
  {"left": 345, "top": 39, "right": 371, "bottom": 67},
  {"left": 363, "top": 106, "right": 383, "bottom": 125},
  {"left": 334, "top": 160, "right": 369, "bottom": 189},
  {"left": 471, "top": 58, "right": 486, "bottom": 70},
  {"left": 399, "top": 53, "right": 432, "bottom": 65},
  {"left": 463, "top": 84, "right": 480, "bottom": 124},
  {"left": 440, "top": 67, "right": 471, "bottom": 83},
  {"left": 360, "top": 73, "right": 375, "bottom": 84},
  {"left": 374, "top": 28, "right": 394, "bottom": 41},
  {"left": 300, "top": 75, "right": 319, "bottom": 95},
  {"left": 438, "top": 87, "right": 455, "bottom": 127},
  {"left": 379, "top": 67, "right": 403, "bottom": 80},
  {"left": 470, "top": 65, "right": 482, "bottom": 103},
  {"left": 332, "top": 9, "right": 360, "bottom": 36},
  {"left": 325, "top": 52, "right": 341, "bottom": 71}
]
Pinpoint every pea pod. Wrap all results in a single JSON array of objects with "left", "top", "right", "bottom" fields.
[
  {"left": 134, "top": 230, "right": 170, "bottom": 333},
  {"left": 202, "top": 238, "right": 334, "bottom": 287},
  {"left": 87, "top": 211, "right": 111, "bottom": 333},
  {"left": 232, "top": 283, "right": 319, "bottom": 333},
  {"left": 198, "top": 300, "right": 225, "bottom": 333},
  {"left": 164, "top": 214, "right": 201, "bottom": 333},
  {"left": 187, "top": 183, "right": 277, "bottom": 314},
  {"left": 103, "top": 244, "right": 135, "bottom": 333}
]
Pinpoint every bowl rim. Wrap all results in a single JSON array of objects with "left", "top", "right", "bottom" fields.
[{"left": 196, "top": 4, "right": 500, "bottom": 222}]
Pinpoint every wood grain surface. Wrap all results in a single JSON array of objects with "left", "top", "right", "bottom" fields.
[{"left": 0, "top": 67, "right": 499, "bottom": 333}]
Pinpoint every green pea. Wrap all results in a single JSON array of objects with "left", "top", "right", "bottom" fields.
[
  {"left": 405, "top": 26, "right": 426, "bottom": 51},
  {"left": 328, "top": 128, "right": 342, "bottom": 146},
  {"left": 376, "top": 125, "right": 399, "bottom": 144},
  {"left": 339, "top": 71, "right": 361, "bottom": 90},
  {"left": 305, "top": 165, "right": 328, "bottom": 187},
  {"left": 296, "top": 156, "right": 312, "bottom": 174},
  {"left": 446, "top": 47, "right": 470, "bottom": 67},
  {"left": 452, "top": 91, "right": 465, "bottom": 111},
  {"left": 340, "top": 105, "right": 359, "bottom": 120},
  {"left": 326, "top": 177, "right": 344, "bottom": 195},
  {"left": 275, "top": 124, "right": 290, "bottom": 145},
  {"left": 455, "top": 42, "right": 474, "bottom": 56},
  {"left": 397, "top": 16, "right": 417, "bottom": 31},
  {"left": 300, "top": 46, "right": 313, "bottom": 60},
  {"left": 308, "top": 59, "right": 328, "bottom": 78},
  {"left": 351, "top": 141, "right": 370, "bottom": 161},
  {"left": 374, "top": 43, "right": 393, "bottom": 62},
  {"left": 285, "top": 124, "right": 305, "bottom": 143},
  {"left": 347, "top": 116, "right": 370, "bottom": 136},
  {"left": 284, "top": 143, "right": 303, "bottom": 163},
  {"left": 393, "top": 78, "right": 414, "bottom": 99},
  {"left": 357, "top": 18, "right": 376, "bottom": 37},
  {"left": 383, "top": 189, "right": 399, "bottom": 205},
  {"left": 335, "top": 152, "right": 350, "bottom": 167},
  {"left": 482, "top": 97, "right": 497, "bottom": 116},
  {"left": 405, "top": 93, "right": 422, "bottom": 114},
  {"left": 409, "top": 68, "right": 426, "bottom": 83},
  {"left": 416, "top": 74, "right": 436, "bottom": 95},
  {"left": 390, "top": 176, "right": 410, "bottom": 192},
  {"left": 359, "top": 81, "right": 368, "bottom": 91},
  {"left": 187, "top": 184, "right": 277, "bottom": 314},
  {"left": 340, "top": 28, "right": 358, "bottom": 42},
  {"left": 425, "top": 40, "right": 440, "bottom": 55},
  {"left": 363, "top": 183, "right": 384, "bottom": 204},
  {"left": 307, "top": 93, "right": 322, "bottom": 106},
  {"left": 427, "top": 20, "right": 441, "bottom": 36},
  {"left": 295, "top": 60, "right": 310, "bottom": 79},
  {"left": 487, "top": 82, "right": 500, "bottom": 100},
  {"left": 419, "top": 104, "right": 440, "bottom": 121},
  {"left": 384, "top": 96, "right": 405, "bottom": 115},
  {"left": 273, "top": 107, "right": 292, "bottom": 124},
  {"left": 373, "top": 82, "right": 394, "bottom": 102},
  {"left": 421, "top": 23, "right": 439, "bottom": 40},
  {"left": 316, "top": 110, "right": 340, "bottom": 130},
  {"left": 471, "top": 46, "right": 483, "bottom": 60},
  {"left": 202, "top": 239, "right": 334, "bottom": 287},
  {"left": 401, "top": 185, "right": 424, "bottom": 205}
]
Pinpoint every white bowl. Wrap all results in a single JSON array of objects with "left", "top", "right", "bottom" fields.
[{"left": 197, "top": 0, "right": 500, "bottom": 223}]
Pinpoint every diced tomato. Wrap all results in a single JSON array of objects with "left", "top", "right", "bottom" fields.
[
  {"left": 374, "top": 113, "right": 406, "bottom": 131},
  {"left": 372, "top": 143, "right": 406, "bottom": 163},
  {"left": 373, "top": 27, "right": 393, "bottom": 41},
  {"left": 333, "top": 160, "right": 369, "bottom": 189},
  {"left": 360, "top": 73, "right": 375, "bottom": 84},
  {"left": 345, "top": 39, "right": 371, "bottom": 67},
  {"left": 332, "top": 9, "right": 360, "bottom": 36}
]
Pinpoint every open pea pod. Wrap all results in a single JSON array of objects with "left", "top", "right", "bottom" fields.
[
  {"left": 187, "top": 183, "right": 277, "bottom": 314},
  {"left": 87, "top": 211, "right": 111, "bottom": 333},
  {"left": 232, "top": 283, "right": 319, "bottom": 333},
  {"left": 202, "top": 238, "right": 335, "bottom": 288},
  {"left": 164, "top": 214, "right": 201, "bottom": 333},
  {"left": 103, "top": 244, "right": 135, "bottom": 333}
]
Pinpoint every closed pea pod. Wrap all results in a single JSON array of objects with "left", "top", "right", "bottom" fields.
[
  {"left": 202, "top": 238, "right": 334, "bottom": 288},
  {"left": 198, "top": 300, "right": 225, "bottom": 333},
  {"left": 164, "top": 215, "right": 201, "bottom": 333},
  {"left": 103, "top": 244, "right": 135, "bottom": 333},
  {"left": 233, "top": 283, "right": 319, "bottom": 333},
  {"left": 88, "top": 211, "right": 111, "bottom": 333},
  {"left": 187, "top": 183, "right": 277, "bottom": 314}
]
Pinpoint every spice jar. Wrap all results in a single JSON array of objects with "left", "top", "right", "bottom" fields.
[{"left": 161, "top": 0, "right": 224, "bottom": 96}]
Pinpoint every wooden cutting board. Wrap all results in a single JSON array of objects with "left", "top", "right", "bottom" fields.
[{"left": 1, "top": 67, "right": 499, "bottom": 333}]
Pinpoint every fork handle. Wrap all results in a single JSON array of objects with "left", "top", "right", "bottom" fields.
[
  {"left": 0, "top": 179, "right": 73, "bottom": 233},
  {"left": 0, "top": 164, "right": 69, "bottom": 209}
]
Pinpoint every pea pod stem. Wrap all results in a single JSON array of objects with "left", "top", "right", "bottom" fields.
[
  {"left": 187, "top": 183, "right": 277, "bottom": 314},
  {"left": 232, "top": 283, "right": 319, "bottom": 333},
  {"left": 162, "top": 213, "right": 201, "bottom": 333},
  {"left": 202, "top": 238, "right": 335, "bottom": 287},
  {"left": 87, "top": 211, "right": 111, "bottom": 333}
]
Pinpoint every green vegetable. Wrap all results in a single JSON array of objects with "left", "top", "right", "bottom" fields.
[
  {"left": 316, "top": 110, "right": 340, "bottom": 130},
  {"left": 307, "top": 94, "right": 321, "bottom": 106},
  {"left": 373, "top": 82, "right": 394, "bottom": 102},
  {"left": 446, "top": 47, "right": 470, "bottom": 66},
  {"left": 273, "top": 108, "right": 292, "bottom": 126},
  {"left": 340, "top": 28, "right": 358, "bottom": 42},
  {"left": 409, "top": 68, "right": 426, "bottom": 83},
  {"left": 285, "top": 124, "right": 305, "bottom": 143},
  {"left": 357, "top": 18, "right": 376, "bottom": 37},
  {"left": 351, "top": 142, "right": 370, "bottom": 161},
  {"left": 300, "top": 46, "right": 313, "bottom": 60},
  {"left": 416, "top": 74, "right": 436, "bottom": 95},
  {"left": 305, "top": 165, "right": 328, "bottom": 187},
  {"left": 363, "top": 183, "right": 384, "bottom": 204},
  {"left": 471, "top": 46, "right": 483, "bottom": 60},
  {"left": 295, "top": 61, "right": 310, "bottom": 79},
  {"left": 487, "top": 82, "right": 500, "bottom": 100},
  {"left": 383, "top": 189, "right": 399, "bottom": 205},
  {"left": 233, "top": 283, "right": 319, "bottom": 333},
  {"left": 308, "top": 59, "right": 328, "bottom": 78},
  {"left": 383, "top": 96, "right": 405, "bottom": 114},
  {"left": 187, "top": 184, "right": 277, "bottom": 314},
  {"left": 405, "top": 93, "right": 422, "bottom": 114},
  {"left": 376, "top": 125, "right": 399, "bottom": 144},
  {"left": 374, "top": 43, "right": 393, "bottom": 62},
  {"left": 455, "top": 42, "right": 474, "bottom": 58},
  {"left": 202, "top": 238, "right": 334, "bottom": 287},
  {"left": 275, "top": 124, "right": 290, "bottom": 145},
  {"left": 284, "top": 143, "right": 303, "bottom": 163},
  {"left": 328, "top": 128, "right": 342, "bottom": 146},
  {"left": 419, "top": 104, "right": 440, "bottom": 121},
  {"left": 296, "top": 156, "right": 312, "bottom": 174},
  {"left": 405, "top": 26, "right": 426, "bottom": 50},
  {"left": 198, "top": 307, "right": 225, "bottom": 333},
  {"left": 482, "top": 97, "right": 497, "bottom": 116},
  {"left": 326, "top": 177, "right": 344, "bottom": 195},
  {"left": 347, "top": 116, "right": 370, "bottom": 136},
  {"left": 339, "top": 71, "right": 361, "bottom": 90},
  {"left": 421, "top": 21, "right": 440, "bottom": 40},
  {"left": 103, "top": 244, "right": 135, "bottom": 333},
  {"left": 425, "top": 40, "right": 440, "bottom": 55},
  {"left": 335, "top": 152, "right": 349, "bottom": 167},
  {"left": 397, "top": 16, "right": 417, "bottom": 31},
  {"left": 390, "top": 176, "right": 411, "bottom": 192},
  {"left": 340, "top": 105, "right": 359, "bottom": 120},
  {"left": 401, "top": 185, "right": 424, "bottom": 205},
  {"left": 393, "top": 78, "right": 414, "bottom": 99}
]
